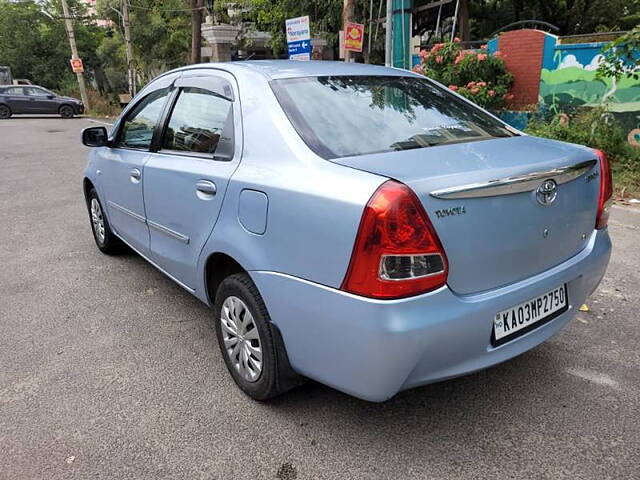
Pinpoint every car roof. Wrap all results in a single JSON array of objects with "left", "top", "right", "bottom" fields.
[
  {"left": 171, "top": 60, "right": 419, "bottom": 81},
  {"left": 230, "top": 60, "right": 418, "bottom": 79}
]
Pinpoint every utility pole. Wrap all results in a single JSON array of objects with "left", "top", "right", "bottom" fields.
[
  {"left": 191, "top": 0, "right": 203, "bottom": 64},
  {"left": 60, "top": 0, "right": 90, "bottom": 110},
  {"left": 385, "top": 0, "right": 392, "bottom": 66},
  {"left": 342, "top": 0, "right": 355, "bottom": 62},
  {"left": 122, "top": 0, "right": 136, "bottom": 96}
]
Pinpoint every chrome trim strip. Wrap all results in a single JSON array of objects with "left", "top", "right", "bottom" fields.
[
  {"left": 107, "top": 200, "right": 146, "bottom": 223},
  {"left": 111, "top": 231, "right": 196, "bottom": 294},
  {"left": 148, "top": 220, "right": 190, "bottom": 244},
  {"left": 430, "top": 159, "right": 597, "bottom": 199}
]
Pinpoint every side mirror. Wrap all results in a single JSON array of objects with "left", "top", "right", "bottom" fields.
[
  {"left": 46, "top": 94, "right": 55, "bottom": 99},
  {"left": 82, "top": 126, "right": 109, "bottom": 147}
]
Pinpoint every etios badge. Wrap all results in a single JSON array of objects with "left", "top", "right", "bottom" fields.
[{"left": 536, "top": 179, "right": 558, "bottom": 206}]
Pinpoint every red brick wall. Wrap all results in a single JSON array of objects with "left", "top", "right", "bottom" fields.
[{"left": 498, "top": 30, "right": 546, "bottom": 107}]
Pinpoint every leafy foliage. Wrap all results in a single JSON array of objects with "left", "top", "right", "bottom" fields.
[
  {"left": 413, "top": 40, "right": 513, "bottom": 109},
  {"left": 96, "top": 0, "right": 190, "bottom": 86},
  {"left": 236, "top": 0, "right": 384, "bottom": 60},
  {"left": 526, "top": 107, "right": 640, "bottom": 194},
  {"left": 597, "top": 26, "right": 640, "bottom": 81},
  {"left": 0, "top": 0, "right": 102, "bottom": 90},
  {"left": 236, "top": 0, "right": 340, "bottom": 56},
  {"left": 467, "top": 0, "right": 640, "bottom": 40}
]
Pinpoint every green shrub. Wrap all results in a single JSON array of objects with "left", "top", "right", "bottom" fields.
[
  {"left": 526, "top": 107, "right": 640, "bottom": 195},
  {"left": 413, "top": 40, "right": 513, "bottom": 109}
]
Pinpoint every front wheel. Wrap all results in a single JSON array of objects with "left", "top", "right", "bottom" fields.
[
  {"left": 214, "top": 273, "right": 304, "bottom": 401},
  {"left": 87, "top": 188, "right": 121, "bottom": 254},
  {"left": 0, "top": 105, "right": 11, "bottom": 119},
  {"left": 59, "top": 105, "right": 74, "bottom": 118}
]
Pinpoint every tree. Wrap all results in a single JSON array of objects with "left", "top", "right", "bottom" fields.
[
  {"left": 96, "top": 0, "right": 190, "bottom": 84},
  {"left": 0, "top": 0, "right": 102, "bottom": 91},
  {"left": 466, "top": 0, "right": 640, "bottom": 39},
  {"left": 237, "top": 0, "right": 384, "bottom": 59},
  {"left": 597, "top": 26, "right": 640, "bottom": 81}
]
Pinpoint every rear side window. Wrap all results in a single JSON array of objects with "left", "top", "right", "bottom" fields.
[
  {"left": 162, "top": 87, "right": 234, "bottom": 159},
  {"left": 118, "top": 89, "right": 169, "bottom": 149},
  {"left": 271, "top": 75, "right": 515, "bottom": 159},
  {"left": 5, "top": 87, "right": 23, "bottom": 95}
]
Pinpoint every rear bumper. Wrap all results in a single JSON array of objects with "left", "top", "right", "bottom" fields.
[{"left": 251, "top": 229, "right": 611, "bottom": 402}]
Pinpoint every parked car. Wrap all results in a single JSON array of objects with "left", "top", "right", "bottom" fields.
[
  {"left": 0, "top": 85, "right": 83, "bottom": 119},
  {"left": 81, "top": 61, "right": 612, "bottom": 402}
]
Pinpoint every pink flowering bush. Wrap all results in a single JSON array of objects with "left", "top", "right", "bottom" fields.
[{"left": 415, "top": 41, "right": 513, "bottom": 109}]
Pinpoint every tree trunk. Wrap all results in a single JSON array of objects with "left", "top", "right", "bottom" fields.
[
  {"left": 343, "top": 0, "right": 355, "bottom": 62},
  {"left": 458, "top": 0, "right": 470, "bottom": 41},
  {"left": 191, "top": 0, "right": 203, "bottom": 64}
]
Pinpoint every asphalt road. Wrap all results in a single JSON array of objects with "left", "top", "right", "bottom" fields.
[{"left": 1, "top": 116, "right": 639, "bottom": 480}]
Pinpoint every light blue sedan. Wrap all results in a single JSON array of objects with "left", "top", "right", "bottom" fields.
[{"left": 81, "top": 61, "right": 612, "bottom": 402}]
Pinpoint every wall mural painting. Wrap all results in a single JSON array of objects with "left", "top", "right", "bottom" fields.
[{"left": 539, "top": 39, "right": 640, "bottom": 146}]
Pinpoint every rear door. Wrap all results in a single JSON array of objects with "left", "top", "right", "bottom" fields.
[
  {"left": 2, "top": 86, "right": 29, "bottom": 113},
  {"left": 142, "top": 71, "right": 239, "bottom": 289}
]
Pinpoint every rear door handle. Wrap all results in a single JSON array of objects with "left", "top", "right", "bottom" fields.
[
  {"left": 196, "top": 180, "right": 217, "bottom": 196},
  {"left": 129, "top": 168, "right": 141, "bottom": 183}
]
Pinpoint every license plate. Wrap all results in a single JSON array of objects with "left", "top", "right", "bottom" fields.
[{"left": 492, "top": 284, "right": 568, "bottom": 346}]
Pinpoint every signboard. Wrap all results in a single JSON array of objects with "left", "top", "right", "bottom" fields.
[
  {"left": 286, "top": 16, "right": 311, "bottom": 61},
  {"left": 344, "top": 22, "right": 364, "bottom": 52},
  {"left": 70, "top": 58, "right": 84, "bottom": 73}
]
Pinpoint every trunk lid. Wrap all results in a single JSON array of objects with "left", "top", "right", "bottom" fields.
[{"left": 333, "top": 135, "right": 600, "bottom": 295}]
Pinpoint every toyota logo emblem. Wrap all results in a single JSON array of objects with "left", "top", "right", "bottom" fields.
[{"left": 536, "top": 179, "right": 558, "bottom": 206}]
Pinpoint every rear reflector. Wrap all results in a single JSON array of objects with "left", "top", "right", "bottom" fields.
[
  {"left": 594, "top": 149, "right": 612, "bottom": 229},
  {"left": 341, "top": 180, "right": 448, "bottom": 299}
]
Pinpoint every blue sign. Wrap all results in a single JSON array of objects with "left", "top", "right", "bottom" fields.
[{"left": 287, "top": 40, "right": 312, "bottom": 59}]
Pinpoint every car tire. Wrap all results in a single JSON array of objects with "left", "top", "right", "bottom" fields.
[
  {"left": 59, "top": 105, "right": 74, "bottom": 118},
  {"left": 87, "top": 188, "right": 122, "bottom": 254},
  {"left": 214, "top": 273, "right": 305, "bottom": 401},
  {"left": 0, "top": 105, "right": 11, "bottom": 119}
]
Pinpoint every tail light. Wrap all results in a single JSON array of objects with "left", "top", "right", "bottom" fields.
[
  {"left": 341, "top": 180, "right": 448, "bottom": 299},
  {"left": 594, "top": 149, "right": 612, "bottom": 229}
]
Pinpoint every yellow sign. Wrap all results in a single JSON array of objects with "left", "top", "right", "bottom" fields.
[
  {"left": 70, "top": 58, "right": 84, "bottom": 73},
  {"left": 344, "top": 22, "right": 364, "bottom": 52}
]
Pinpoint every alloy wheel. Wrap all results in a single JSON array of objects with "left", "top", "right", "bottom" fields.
[
  {"left": 0, "top": 106, "right": 10, "bottom": 119},
  {"left": 90, "top": 198, "right": 105, "bottom": 244},
  {"left": 220, "top": 296, "right": 263, "bottom": 382}
]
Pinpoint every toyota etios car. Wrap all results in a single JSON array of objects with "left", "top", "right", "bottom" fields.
[{"left": 81, "top": 61, "right": 611, "bottom": 402}]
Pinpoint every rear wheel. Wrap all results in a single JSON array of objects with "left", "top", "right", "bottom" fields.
[
  {"left": 0, "top": 105, "right": 11, "bottom": 119},
  {"left": 87, "top": 188, "right": 121, "bottom": 254},
  {"left": 59, "top": 105, "right": 74, "bottom": 118},
  {"left": 214, "top": 273, "right": 304, "bottom": 400}
]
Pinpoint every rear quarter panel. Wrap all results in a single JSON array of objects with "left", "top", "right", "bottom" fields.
[{"left": 196, "top": 68, "right": 385, "bottom": 302}]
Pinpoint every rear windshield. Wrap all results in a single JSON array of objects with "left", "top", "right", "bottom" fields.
[{"left": 271, "top": 75, "right": 516, "bottom": 159}]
